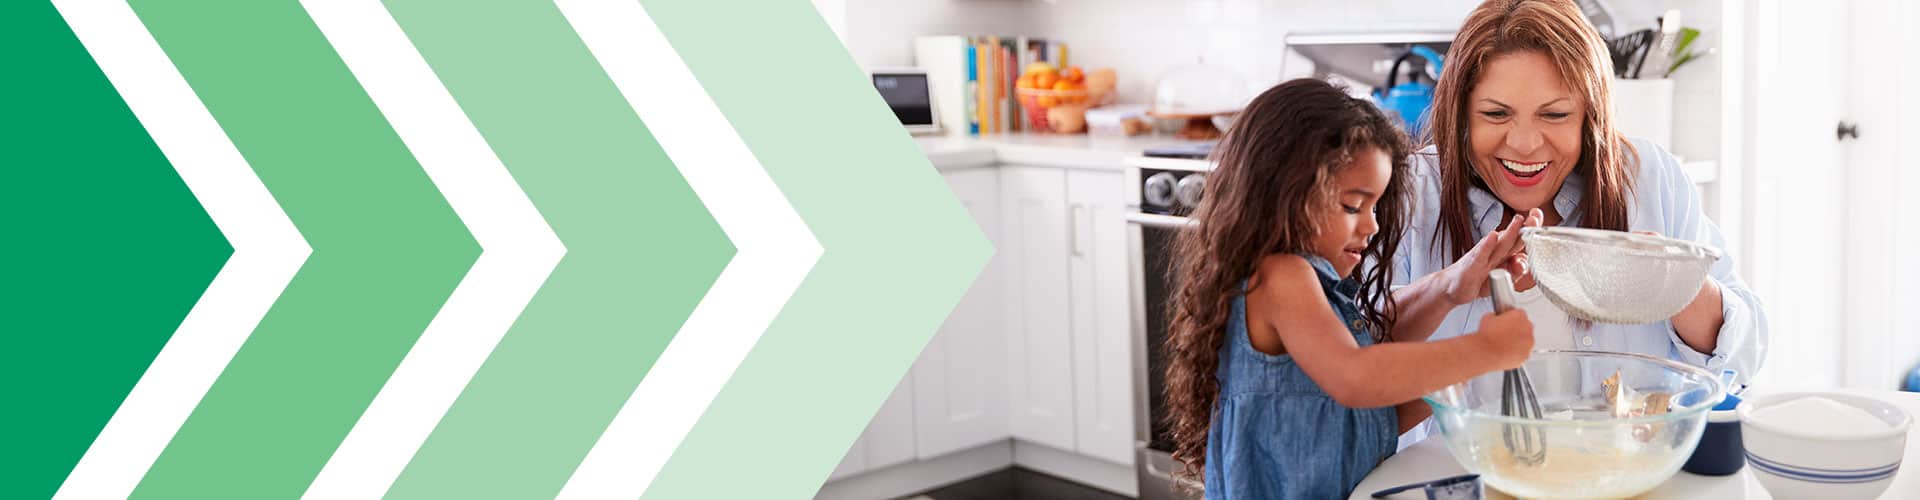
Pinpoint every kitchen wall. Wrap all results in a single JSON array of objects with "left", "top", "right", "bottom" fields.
[
  {"left": 1025, "top": 0, "right": 1477, "bottom": 108},
  {"left": 824, "top": 0, "right": 1726, "bottom": 164},
  {"left": 829, "top": 0, "right": 1036, "bottom": 71}
]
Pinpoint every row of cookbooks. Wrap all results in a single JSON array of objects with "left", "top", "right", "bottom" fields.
[{"left": 914, "top": 35, "right": 1068, "bottom": 136}]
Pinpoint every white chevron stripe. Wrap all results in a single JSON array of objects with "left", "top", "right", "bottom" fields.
[
  {"left": 297, "top": 1, "right": 567, "bottom": 498},
  {"left": 49, "top": 1, "right": 311, "bottom": 499},
  {"left": 554, "top": 0, "right": 821, "bottom": 497}
]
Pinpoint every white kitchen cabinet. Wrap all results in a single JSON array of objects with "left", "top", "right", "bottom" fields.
[
  {"left": 828, "top": 376, "right": 917, "bottom": 481},
  {"left": 999, "top": 166, "right": 1079, "bottom": 452},
  {"left": 911, "top": 169, "right": 1010, "bottom": 458},
  {"left": 1065, "top": 169, "right": 1135, "bottom": 465},
  {"left": 829, "top": 164, "right": 1138, "bottom": 493}
]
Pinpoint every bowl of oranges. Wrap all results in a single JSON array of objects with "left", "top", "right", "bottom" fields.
[{"left": 1015, "top": 63, "right": 1115, "bottom": 133}]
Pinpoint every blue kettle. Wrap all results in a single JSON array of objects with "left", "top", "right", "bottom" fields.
[{"left": 1374, "top": 45, "right": 1444, "bottom": 137}]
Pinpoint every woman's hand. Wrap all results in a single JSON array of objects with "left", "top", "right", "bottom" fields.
[
  {"left": 1440, "top": 208, "right": 1544, "bottom": 305},
  {"left": 1387, "top": 208, "right": 1542, "bottom": 343}
]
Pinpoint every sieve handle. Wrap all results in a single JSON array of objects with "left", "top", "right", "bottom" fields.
[{"left": 1488, "top": 269, "right": 1518, "bottom": 313}]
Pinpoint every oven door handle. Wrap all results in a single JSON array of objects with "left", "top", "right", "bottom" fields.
[
  {"left": 1125, "top": 212, "right": 1195, "bottom": 229},
  {"left": 1138, "top": 443, "right": 1205, "bottom": 492}
]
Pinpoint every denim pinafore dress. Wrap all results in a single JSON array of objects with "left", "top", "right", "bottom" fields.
[{"left": 1202, "top": 255, "right": 1399, "bottom": 499}]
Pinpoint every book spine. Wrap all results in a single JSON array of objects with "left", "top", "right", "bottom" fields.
[{"left": 965, "top": 42, "right": 978, "bottom": 136}]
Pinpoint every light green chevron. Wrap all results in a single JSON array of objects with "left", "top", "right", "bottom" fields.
[
  {"left": 637, "top": 0, "right": 993, "bottom": 498},
  {"left": 379, "top": 0, "right": 732, "bottom": 498},
  {"left": 125, "top": 1, "right": 478, "bottom": 498}
]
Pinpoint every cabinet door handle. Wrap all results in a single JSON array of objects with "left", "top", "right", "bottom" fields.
[{"left": 1070, "top": 203, "right": 1086, "bottom": 257}]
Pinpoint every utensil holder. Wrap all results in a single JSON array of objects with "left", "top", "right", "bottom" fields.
[{"left": 1611, "top": 78, "right": 1674, "bottom": 150}]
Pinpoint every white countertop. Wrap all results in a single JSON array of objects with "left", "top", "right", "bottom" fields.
[
  {"left": 915, "top": 132, "right": 1721, "bottom": 186},
  {"left": 915, "top": 132, "right": 1205, "bottom": 172},
  {"left": 1353, "top": 388, "right": 1920, "bottom": 499}
]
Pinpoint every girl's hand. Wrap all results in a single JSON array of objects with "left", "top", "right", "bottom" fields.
[
  {"left": 1441, "top": 208, "right": 1545, "bottom": 305},
  {"left": 1476, "top": 309, "right": 1534, "bottom": 369}
]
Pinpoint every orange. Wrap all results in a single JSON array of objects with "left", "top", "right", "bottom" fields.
[
  {"left": 1017, "top": 74, "right": 1036, "bottom": 89},
  {"left": 1062, "top": 66, "right": 1084, "bottom": 83},
  {"left": 1034, "top": 71, "right": 1058, "bottom": 90},
  {"left": 1052, "top": 79, "right": 1076, "bottom": 91}
]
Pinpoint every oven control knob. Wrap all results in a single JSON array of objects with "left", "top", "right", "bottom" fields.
[
  {"left": 1175, "top": 173, "right": 1206, "bottom": 209},
  {"left": 1144, "top": 172, "right": 1178, "bottom": 208}
]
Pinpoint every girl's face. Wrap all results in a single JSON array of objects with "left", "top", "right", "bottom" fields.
[
  {"left": 1468, "top": 50, "right": 1585, "bottom": 217},
  {"left": 1311, "top": 147, "right": 1391, "bottom": 277}
]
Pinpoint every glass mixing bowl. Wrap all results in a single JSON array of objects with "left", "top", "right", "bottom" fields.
[{"left": 1423, "top": 351, "right": 1726, "bottom": 499}]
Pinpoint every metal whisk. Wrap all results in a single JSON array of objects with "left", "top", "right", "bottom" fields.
[{"left": 1489, "top": 269, "right": 1545, "bottom": 466}]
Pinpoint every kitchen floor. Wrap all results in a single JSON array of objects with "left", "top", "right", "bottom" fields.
[{"left": 906, "top": 467, "right": 1132, "bottom": 500}]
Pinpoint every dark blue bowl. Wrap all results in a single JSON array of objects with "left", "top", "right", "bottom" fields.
[{"left": 1683, "top": 408, "right": 1745, "bottom": 476}]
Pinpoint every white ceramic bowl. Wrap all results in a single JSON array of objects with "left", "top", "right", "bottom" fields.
[{"left": 1738, "top": 392, "right": 1913, "bottom": 499}]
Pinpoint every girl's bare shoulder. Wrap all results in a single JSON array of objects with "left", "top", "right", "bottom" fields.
[{"left": 1249, "top": 254, "right": 1325, "bottom": 309}]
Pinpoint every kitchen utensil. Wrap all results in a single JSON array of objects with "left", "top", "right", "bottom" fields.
[
  {"left": 1637, "top": 10, "right": 1683, "bottom": 79},
  {"left": 1488, "top": 270, "right": 1547, "bottom": 467},
  {"left": 1607, "top": 29, "right": 1652, "bottom": 79},
  {"left": 1424, "top": 351, "right": 1726, "bottom": 499},
  {"left": 1370, "top": 473, "right": 1483, "bottom": 499},
  {"left": 1520, "top": 226, "right": 1722, "bottom": 324},
  {"left": 1629, "top": 29, "right": 1655, "bottom": 79},
  {"left": 1372, "top": 45, "right": 1444, "bottom": 137},
  {"left": 1740, "top": 392, "right": 1912, "bottom": 499}
]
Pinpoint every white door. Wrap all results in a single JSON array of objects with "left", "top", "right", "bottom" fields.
[
  {"left": 1745, "top": 0, "right": 1920, "bottom": 391},
  {"left": 912, "top": 169, "right": 1010, "bottom": 458},
  {"left": 1066, "top": 170, "right": 1136, "bottom": 465},
  {"left": 1839, "top": 0, "right": 1920, "bottom": 389},
  {"left": 1001, "top": 166, "right": 1077, "bottom": 451},
  {"left": 1742, "top": 0, "right": 1850, "bottom": 390},
  {"left": 828, "top": 376, "right": 917, "bottom": 481},
  {"left": 1879, "top": 0, "right": 1920, "bottom": 390}
]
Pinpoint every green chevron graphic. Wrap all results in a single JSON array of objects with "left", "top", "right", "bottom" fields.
[
  {"left": 0, "top": 3, "right": 231, "bottom": 499},
  {"left": 124, "top": 1, "right": 478, "bottom": 498},
  {"left": 637, "top": 0, "right": 992, "bottom": 497},
  {"left": 12, "top": 1, "right": 989, "bottom": 497},
  {"left": 379, "top": 0, "right": 731, "bottom": 498}
]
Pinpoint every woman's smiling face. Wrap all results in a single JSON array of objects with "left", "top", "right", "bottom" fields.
[{"left": 1468, "top": 50, "right": 1584, "bottom": 216}]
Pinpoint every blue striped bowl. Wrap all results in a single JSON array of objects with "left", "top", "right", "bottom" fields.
[{"left": 1739, "top": 392, "right": 1911, "bottom": 499}]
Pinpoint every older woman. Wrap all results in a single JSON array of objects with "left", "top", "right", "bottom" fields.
[{"left": 1383, "top": 0, "right": 1768, "bottom": 431}]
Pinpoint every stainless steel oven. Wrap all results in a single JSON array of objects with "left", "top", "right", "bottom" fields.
[{"left": 1127, "top": 156, "right": 1209, "bottom": 500}]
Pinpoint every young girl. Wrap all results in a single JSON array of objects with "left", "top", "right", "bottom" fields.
[{"left": 1162, "top": 78, "right": 1536, "bottom": 499}]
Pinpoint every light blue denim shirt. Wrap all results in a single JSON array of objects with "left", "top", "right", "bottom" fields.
[{"left": 1391, "top": 138, "right": 1768, "bottom": 421}]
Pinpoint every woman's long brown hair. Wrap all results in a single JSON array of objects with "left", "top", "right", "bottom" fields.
[
  {"left": 1426, "top": 0, "right": 1638, "bottom": 261},
  {"left": 1162, "top": 78, "right": 1413, "bottom": 485}
]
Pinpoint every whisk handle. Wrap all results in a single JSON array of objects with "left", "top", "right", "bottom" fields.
[{"left": 1488, "top": 269, "right": 1518, "bottom": 313}]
